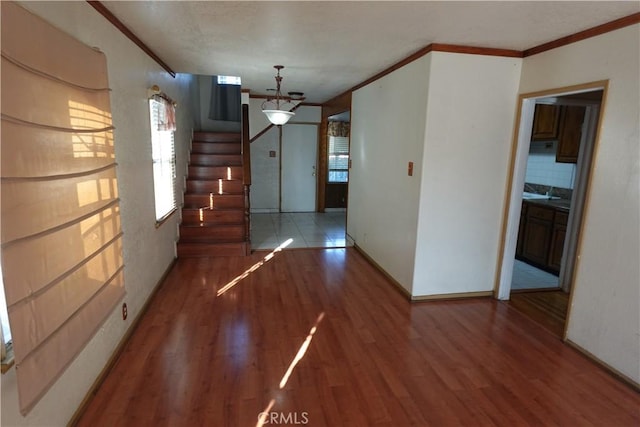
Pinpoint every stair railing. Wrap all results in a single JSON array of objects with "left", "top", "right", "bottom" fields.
[{"left": 241, "top": 104, "right": 251, "bottom": 254}]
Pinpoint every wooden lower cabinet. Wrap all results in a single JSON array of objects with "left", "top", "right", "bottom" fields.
[
  {"left": 325, "top": 183, "right": 348, "bottom": 208},
  {"left": 522, "top": 215, "right": 553, "bottom": 266},
  {"left": 516, "top": 202, "right": 527, "bottom": 257},
  {"left": 519, "top": 202, "right": 568, "bottom": 274},
  {"left": 548, "top": 211, "right": 568, "bottom": 271}
]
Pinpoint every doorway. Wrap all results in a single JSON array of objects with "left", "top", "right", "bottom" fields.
[
  {"left": 325, "top": 112, "right": 350, "bottom": 211},
  {"left": 497, "top": 82, "right": 606, "bottom": 337}
]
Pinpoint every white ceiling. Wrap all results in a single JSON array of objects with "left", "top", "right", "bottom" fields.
[{"left": 102, "top": 1, "right": 639, "bottom": 103}]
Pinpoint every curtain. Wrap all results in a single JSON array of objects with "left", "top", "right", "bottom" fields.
[
  {"left": 153, "top": 95, "right": 176, "bottom": 132},
  {"left": 327, "top": 121, "right": 350, "bottom": 137},
  {"left": 209, "top": 76, "right": 241, "bottom": 122},
  {"left": 1, "top": 2, "right": 125, "bottom": 414}
]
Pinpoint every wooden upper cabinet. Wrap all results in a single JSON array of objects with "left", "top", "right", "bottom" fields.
[
  {"left": 556, "top": 105, "right": 586, "bottom": 163},
  {"left": 532, "top": 104, "right": 561, "bottom": 140}
]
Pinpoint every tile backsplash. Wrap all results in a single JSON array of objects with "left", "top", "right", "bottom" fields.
[{"left": 525, "top": 141, "right": 576, "bottom": 189}]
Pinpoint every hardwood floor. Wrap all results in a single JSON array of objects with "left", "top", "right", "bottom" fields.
[
  {"left": 508, "top": 290, "right": 569, "bottom": 337},
  {"left": 76, "top": 248, "right": 640, "bottom": 426}
]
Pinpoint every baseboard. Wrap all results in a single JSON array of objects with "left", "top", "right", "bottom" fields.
[
  {"left": 411, "top": 291, "right": 493, "bottom": 301},
  {"left": 354, "top": 244, "right": 494, "bottom": 303},
  {"left": 67, "top": 258, "right": 177, "bottom": 426},
  {"left": 564, "top": 339, "right": 640, "bottom": 393},
  {"left": 250, "top": 208, "right": 279, "bottom": 213},
  {"left": 324, "top": 208, "right": 346, "bottom": 212},
  {"left": 353, "top": 244, "right": 412, "bottom": 300}
]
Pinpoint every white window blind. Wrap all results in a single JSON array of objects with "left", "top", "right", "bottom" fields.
[
  {"left": 328, "top": 136, "right": 349, "bottom": 183},
  {"left": 149, "top": 98, "right": 176, "bottom": 221},
  {"left": 1, "top": 1, "right": 125, "bottom": 414}
]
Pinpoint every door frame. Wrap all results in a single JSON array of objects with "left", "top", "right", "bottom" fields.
[
  {"left": 319, "top": 92, "right": 352, "bottom": 212},
  {"left": 494, "top": 81, "right": 609, "bottom": 337}
]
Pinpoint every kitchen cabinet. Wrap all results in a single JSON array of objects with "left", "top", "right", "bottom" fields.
[
  {"left": 516, "top": 202, "right": 527, "bottom": 257},
  {"left": 532, "top": 104, "right": 560, "bottom": 140},
  {"left": 522, "top": 204, "right": 555, "bottom": 267},
  {"left": 548, "top": 211, "right": 568, "bottom": 271},
  {"left": 325, "top": 183, "right": 348, "bottom": 208},
  {"left": 556, "top": 105, "right": 586, "bottom": 163},
  {"left": 518, "top": 201, "right": 569, "bottom": 275}
]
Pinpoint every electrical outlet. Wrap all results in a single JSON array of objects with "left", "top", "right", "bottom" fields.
[
  {"left": 122, "top": 303, "right": 128, "bottom": 320},
  {"left": 269, "top": 150, "right": 276, "bottom": 158}
]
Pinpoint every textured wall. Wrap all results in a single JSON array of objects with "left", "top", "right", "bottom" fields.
[
  {"left": 520, "top": 24, "right": 640, "bottom": 384},
  {"left": 349, "top": 55, "right": 431, "bottom": 294}
]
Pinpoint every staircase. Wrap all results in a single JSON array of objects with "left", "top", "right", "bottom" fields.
[{"left": 177, "top": 131, "right": 251, "bottom": 257}]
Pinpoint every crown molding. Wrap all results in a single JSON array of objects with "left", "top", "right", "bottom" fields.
[{"left": 86, "top": 1, "right": 176, "bottom": 77}]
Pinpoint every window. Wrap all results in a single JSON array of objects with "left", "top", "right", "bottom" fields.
[
  {"left": 328, "top": 136, "right": 349, "bottom": 183},
  {"left": 216, "top": 75, "right": 241, "bottom": 86},
  {"left": 149, "top": 97, "right": 176, "bottom": 221},
  {"left": 0, "top": 262, "right": 12, "bottom": 365}
]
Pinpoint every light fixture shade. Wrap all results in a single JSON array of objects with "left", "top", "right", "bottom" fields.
[
  {"left": 262, "top": 65, "right": 297, "bottom": 126},
  {"left": 263, "top": 109, "right": 295, "bottom": 125}
]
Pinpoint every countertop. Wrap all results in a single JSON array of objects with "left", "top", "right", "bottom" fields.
[{"left": 523, "top": 197, "right": 571, "bottom": 212}]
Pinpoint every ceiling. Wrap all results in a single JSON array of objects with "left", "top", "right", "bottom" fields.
[{"left": 102, "top": 1, "right": 639, "bottom": 104}]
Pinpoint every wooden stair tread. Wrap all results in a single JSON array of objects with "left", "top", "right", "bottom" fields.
[
  {"left": 188, "top": 165, "right": 242, "bottom": 180},
  {"left": 191, "top": 142, "right": 241, "bottom": 155},
  {"left": 192, "top": 132, "right": 241, "bottom": 143},
  {"left": 177, "top": 241, "right": 248, "bottom": 257},
  {"left": 190, "top": 153, "right": 242, "bottom": 167},
  {"left": 180, "top": 222, "right": 244, "bottom": 227},
  {"left": 179, "top": 131, "right": 249, "bottom": 257},
  {"left": 181, "top": 209, "right": 245, "bottom": 226}
]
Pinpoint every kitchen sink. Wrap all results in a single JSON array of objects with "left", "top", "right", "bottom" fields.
[{"left": 522, "top": 191, "right": 560, "bottom": 200}]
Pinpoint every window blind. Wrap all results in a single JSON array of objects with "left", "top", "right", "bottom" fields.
[
  {"left": 0, "top": 2, "right": 125, "bottom": 414},
  {"left": 149, "top": 97, "right": 176, "bottom": 221},
  {"left": 328, "top": 136, "right": 350, "bottom": 183}
]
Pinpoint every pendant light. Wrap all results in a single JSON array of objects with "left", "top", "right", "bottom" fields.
[{"left": 262, "top": 65, "right": 295, "bottom": 125}]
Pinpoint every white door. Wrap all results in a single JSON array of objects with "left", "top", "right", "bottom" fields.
[{"left": 281, "top": 124, "right": 318, "bottom": 212}]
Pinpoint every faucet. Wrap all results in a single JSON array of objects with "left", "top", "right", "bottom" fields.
[{"left": 546, "top": 186, "right": 554, "bottom": 199}]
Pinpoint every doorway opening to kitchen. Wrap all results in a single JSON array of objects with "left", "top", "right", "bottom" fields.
[{"left": 496, "top": 82, "right": 606, "bottom": 337}]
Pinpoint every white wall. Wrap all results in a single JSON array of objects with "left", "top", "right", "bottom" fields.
[
  {"left": 289, "top": 105, "right": 321, "bottom": 123},
  {"left": 348, "top": 56, "right": 431, "bottom": 293},
  {"left": 519, "top": 24, "right": 640, "bottom": 384},
  {"left": 249, "top": 106, "right": 320, "bottom": 213},
  {"left": 412, "top": 52, "right": 522, "bottom": 297},
  {"left": 2, "top": 2, "right": 196, "bottom": 425},
  {"left": 250, "top": 126, "right": 280, "bottom": 212}
]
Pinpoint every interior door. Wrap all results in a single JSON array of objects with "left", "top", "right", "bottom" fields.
[{"left": 281, "top": 124, "right": 318, "bottom": 212}]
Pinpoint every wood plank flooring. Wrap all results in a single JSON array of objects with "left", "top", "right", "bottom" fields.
[
  {"left": 508, "top": 290, "right": 569, "bottom": 337},
  {"left": 76, "top": 248, "right": 640, "bottom": 426}
]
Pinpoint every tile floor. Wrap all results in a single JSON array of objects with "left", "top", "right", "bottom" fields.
[
  {"left": 511, "top": 259, "right": 559, "bottom": 290},
  {"left": 250, "top": 211, "right": 351, "bottom": 250}
]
